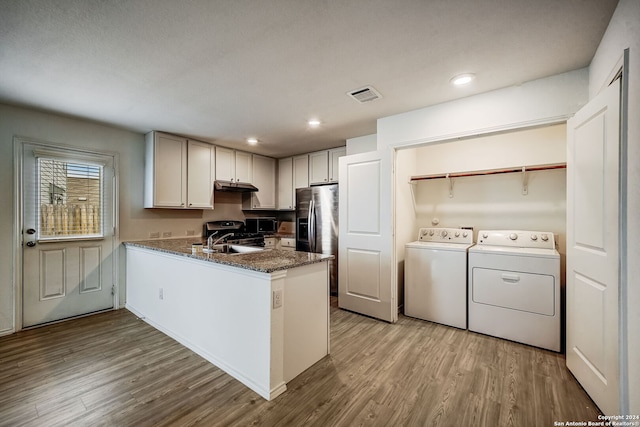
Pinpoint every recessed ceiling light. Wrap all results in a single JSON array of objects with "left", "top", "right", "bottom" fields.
[
  {"left": 308, "top": 119, "right": 321, "bottom": 127},
  {"left": 247, "top": 137, "right": 258, "bottom": 145},
  {"left": 451, "top": 73, "right": 475, "bottom": 86}
]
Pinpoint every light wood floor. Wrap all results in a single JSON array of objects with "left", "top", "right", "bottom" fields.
[{"left": 0, "top": 300, "right": 601, "bottom": 427}]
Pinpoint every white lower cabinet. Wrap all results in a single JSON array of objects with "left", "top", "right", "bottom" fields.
[{"left": 279, "top": 238, "right": 296, "bottom": 251}]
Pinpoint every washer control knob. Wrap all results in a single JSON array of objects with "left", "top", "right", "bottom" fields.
[
  {"left": 441, "top": 230, "right": 448, "bottom": 237},
  {"left": 463, "top": 232, "right": 469, "bottom": 238},
  {"left": 541, "top": 234, "right": 549, "bottom": 241},
  {"left": 421, "top": 229, "right": 428, "bottom": 236},
  {"left": 455, "top": 231, "right": 460, "bottom": 237},
  {"left": 482, "top": 233, "right": 488, "bottom": 239},
  {"left": 429, "top": 230, "right": 435, "bottom": 236},
  {"left": 530, "top": 234, "right": 538, "bottom": 241},
  {"left": 509, "top": 233, "right": 518, "bottom": 241}
]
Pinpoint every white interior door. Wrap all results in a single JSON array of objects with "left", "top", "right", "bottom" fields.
[
  {"left": 566, "top": 80, "right": 620, "bottom": 414},
  {"left": 338, "top": 150, "right": 396, "bottom": 322},
  {"left": 21, "top": 141, "right": 116, "bottom": 328}
]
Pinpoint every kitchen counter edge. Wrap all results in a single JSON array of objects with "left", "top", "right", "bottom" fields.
[{"left": 123, "top": 238, "right": 332, "bottom": 273}]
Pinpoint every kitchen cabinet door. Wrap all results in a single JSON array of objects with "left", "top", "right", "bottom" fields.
[
  {"left": 215, "top": 148, "right": 252, "bottom": 183},
  {"left": 244, "top": 154, "right": 276, "bottom": 209},
  {"left": 235, "top": 151, "right": 253, "bottom": 183},
  {"left": 329, "top": 147, "right": 346, "bottom": 183},
  {"left": 293, "top": 155, "right": 309, "bottom": 189},
  {"left": 309, "top": 150, "right": 329, "bottom": 185},
  {"left": 215, "top": 147, "right": 235, "bottom": 181},
  {"left": 144, "top": 132, "right": 187, "bottom": 208},
  {"left": 187, "top": 140, "right": 215, "bottom": 209},
  {"left": 278, "top": 157, "right": 294, "bottom": 210}
]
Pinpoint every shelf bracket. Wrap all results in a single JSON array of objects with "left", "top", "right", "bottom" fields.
[
  {"left": 447, "top": 173, "right": 454, "bottom": 198},
  {"left": 408, "top": 180, "right": 417, "bottom": 211},
  {"left": 521, "top": 166, "right": 529, "bottom": 195}
]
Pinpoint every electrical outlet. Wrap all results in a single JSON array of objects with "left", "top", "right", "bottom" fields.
[
  {"left": 186, "top": 230, "right": 195, "bottom": 236},
  {"left": 149, "top": 231, "right": 160, "bottom": 238},
  {"left": 162, "top": 231, "right": 172, "bottom": 238},
  {"left": 272, "top": 289, "right": 283, "bottom": 309},
  {"left": 159, "top": 288, "right": 164, "bottom": 300}
]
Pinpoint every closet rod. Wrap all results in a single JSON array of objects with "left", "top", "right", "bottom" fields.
[{"left": 409, "top": 162, "right": 566, "bottom": 182}]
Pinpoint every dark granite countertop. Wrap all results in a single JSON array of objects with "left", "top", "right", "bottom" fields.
[{"left": 123, "top": 238, "right": 331, "bottom": 273}]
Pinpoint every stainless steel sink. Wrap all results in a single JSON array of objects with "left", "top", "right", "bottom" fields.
[{"left": 202, "top": 244, "right": 265, "bottom": 255}]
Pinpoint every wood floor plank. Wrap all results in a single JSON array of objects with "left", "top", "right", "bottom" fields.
[{"left": 0, "top": 301, "right": 603, "bottom": 427}]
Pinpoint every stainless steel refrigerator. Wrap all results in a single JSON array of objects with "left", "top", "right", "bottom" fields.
[{"left": 296, "top": 184, "right": 339, "bottom": 295}]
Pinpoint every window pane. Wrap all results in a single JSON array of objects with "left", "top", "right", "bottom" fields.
[{"left": 38, "top": 158, "right": 103, "bottom": 239}]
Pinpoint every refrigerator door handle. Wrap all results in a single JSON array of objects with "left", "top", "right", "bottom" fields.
[{"left": 309, "top": 199, "right": 315, "bottom": 252}]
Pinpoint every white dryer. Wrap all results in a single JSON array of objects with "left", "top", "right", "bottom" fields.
[
  {"left": 468, "top": 230, "right": 561, "bottom": 352},
  {"left": 404, "top": 227, "right": 474, "bottom": 329}
]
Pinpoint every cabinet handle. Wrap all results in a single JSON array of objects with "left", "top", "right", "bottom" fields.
[{"left": 189, "top": 203, "right": 192, "bottom": 207}]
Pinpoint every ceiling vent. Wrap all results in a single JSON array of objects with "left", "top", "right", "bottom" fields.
[{"left": 347, "top": 86, "right": 382, "bottom": 103}]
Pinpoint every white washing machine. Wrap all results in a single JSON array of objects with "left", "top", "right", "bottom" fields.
[
  {"left": 404, "top": 227, "right": 474, "bottom": 329},
  {"left": 468, "top": 230, "right": 561, "bottom": 352}
]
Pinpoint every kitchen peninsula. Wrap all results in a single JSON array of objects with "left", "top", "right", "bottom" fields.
[{"left": 124, "top": 238, "right": 331, "bottom": 400}]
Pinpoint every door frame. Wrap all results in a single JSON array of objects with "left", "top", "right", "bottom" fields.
[{"left": 12, "top": 136, "right": 120, "bottom": 332}]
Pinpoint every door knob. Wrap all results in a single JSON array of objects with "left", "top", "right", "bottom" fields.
[{"left": 26, "top": 241, "right": 36, "bottom": 247}]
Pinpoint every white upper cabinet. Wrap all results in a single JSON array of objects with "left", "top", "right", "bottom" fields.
[
  {"left": 145, "top": 132, "right": 187, "bottom": 208},
  {"left": 187, "top": 140, "right": 215, "bottom": 209},
  {"left": 244, "top": 154, "right": 276, "bottom": 210},
  {"left": 328, "top": 147, "right": 346, "bottom": 183},
  {"left": 293, "top": 155, "right": 309, "bottom": 189},
  {"left": 308, "top": 147, "right": 345, "bottom": 185},
  {"left": 215, "top": 147, "right": 253, "bottom": 183},
  {"left": 277, "top": 157, "right": 293, "bottom": 210},
  {"left": 235, "top": 150, "right": 253, "bottom": 183},
  {"left": 278, "top": 155, "right": 310, "bottom": 210},
  {"left": 144, "top": 131, "right": 214, "bottom": 209},
  {"left": 309, "top": 150, "right": 329, "bottom": 185}
]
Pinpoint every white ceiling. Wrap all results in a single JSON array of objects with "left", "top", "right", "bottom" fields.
[{"left": 0, "top": 0, "right": 618, "bottom": 157}]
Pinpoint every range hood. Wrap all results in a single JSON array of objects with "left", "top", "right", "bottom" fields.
[{"left": 214, "top": 180, "right": 259, "bottom": 192}]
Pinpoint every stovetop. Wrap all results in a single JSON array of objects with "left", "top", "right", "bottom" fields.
[{"left": 203, "top": 220, "right": 265, "bottom": 246}]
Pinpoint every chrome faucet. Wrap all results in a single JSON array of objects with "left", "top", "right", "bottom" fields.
[{"left": 207, "top": 232, "right": 235, "bottom": 250}]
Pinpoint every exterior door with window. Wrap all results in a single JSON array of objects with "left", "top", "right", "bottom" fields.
[{"left": 21, "top": 141, "right": 115, "bottom": 327}]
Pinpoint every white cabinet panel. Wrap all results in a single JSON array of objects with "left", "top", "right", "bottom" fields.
[
  {"left": 145, "top": 132, "right": 187, "bottom": 208},
  {"left": 309, "top": 151, "right": 329, "bottom": 185},
  {"left": 216, "top": 147, "right": 253, "bottom": 183},
  {"left": 187, "top": 140, "right": 215, "bottom": 209},
  {"left": 235, "top": 151, "right": 253, "bottom": 183},
  {"left": 145, "top": 131, "right": 214, "bottom": 209},
  {"left": 244, "top": 154, "right": 276, "bottom": 210},
  {"left": 293, "top": 155, "right": 309, "bottom": 189},
  {"left": 309, "top": 148, "right": 345, "bottom": 185},
  {"left": 278, "top": 157, "right": 293, "bottom": 210},
  {"left": 329, "top": 147, "right": 346, "bottom": 182},
  {"left": 215, "top": 147, "right": 235, "bottom": 181}
]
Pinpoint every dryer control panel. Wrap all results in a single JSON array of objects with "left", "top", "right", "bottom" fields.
[
  {"left": 476, "top": 230, "right": 555, "bottom": 249},
  {"left": 418, "top": 227, "right": 474, "bottom": 244}
]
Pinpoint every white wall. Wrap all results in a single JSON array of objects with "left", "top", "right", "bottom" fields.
[
  {"left": 0, "top": 104, "right": 246, "bottom": 333},
  {"left": 394, "top": 148, "right": 418, "bottom": 309},
  {"left": 588, "top": 0, "right": 640, "bottom": 414},
  {"left": 401, "top": 124, "right": 567, "bottom": 301},
  {"left": 377, "top": 68, "right": 587, "bottom": 149},
  {"left": 346, "top": 134, "right": 376, "bottom": 155}
]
